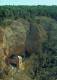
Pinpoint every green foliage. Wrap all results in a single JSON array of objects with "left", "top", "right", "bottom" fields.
[{"left": 0, "top": 5, "right": 57, "bottom": 24}]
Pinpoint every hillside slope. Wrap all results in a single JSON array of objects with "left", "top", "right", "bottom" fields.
[{"left": 0, "top": 16, "right": 57, "bottom": 80}]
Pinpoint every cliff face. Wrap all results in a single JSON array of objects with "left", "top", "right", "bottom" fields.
[
  {"left": 0, "top": 28, "right": 6, "bottom": 70},
  {"left": 26, "top": 21, "right": 47, "bottom": 53},
  {"left": 0, "top": 17, "right": 57, "bottom": 58},
  {"left": 0, "top": 16, "right": 57, "bottom": 79},
  {"left": 0, "top": 17, "right": 47, "bottom": 71},
  {"left": 0, "top": 19, "right": 30, "bottom": 79},
  {"left": 2, "top": 18, "right": 47, "bottom": 56},
  {"left": 3, "top": 19, "right": 29, "bottom": 56},
  {"left": 0, "top": 17, "right": 56, "bottom": 58},
  {"left": 0, "top": 19, "right": 29, "bottom": 72}
]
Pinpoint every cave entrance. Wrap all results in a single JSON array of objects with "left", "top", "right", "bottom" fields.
[{"left": 9, "top": 54, "right": 17, "bottom": 67}]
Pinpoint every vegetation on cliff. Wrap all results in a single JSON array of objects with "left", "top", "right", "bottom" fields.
[{"left": 0, "top": 5, "right": 57, "bottom": 80}]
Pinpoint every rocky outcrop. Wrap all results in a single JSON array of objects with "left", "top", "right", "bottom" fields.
[
  {"left": 0, "top": 17, "right": 53, "bottom": 64},
  {"left": 3, "top": 19, "right": 29, "bottom": 56},
  {"left": 0, "top": 17, "right": 57, "bottom": 80}
]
